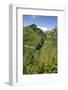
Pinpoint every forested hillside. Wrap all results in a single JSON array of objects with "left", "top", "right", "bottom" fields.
[{"left": 23, "top": 24, "right": 57, "bottom": 74}]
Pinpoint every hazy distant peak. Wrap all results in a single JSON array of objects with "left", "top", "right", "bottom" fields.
[{"left": 38, "top": 26, "right": 48, "bottom": 32}]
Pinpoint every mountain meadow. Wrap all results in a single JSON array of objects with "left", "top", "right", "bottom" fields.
[{"left": 23, "top": 24, "right": 57, "bottom": 74}]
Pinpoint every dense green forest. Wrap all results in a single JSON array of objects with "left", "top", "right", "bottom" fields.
[{"left": 23, "top": 24, "right": 57, "bottom": 74}]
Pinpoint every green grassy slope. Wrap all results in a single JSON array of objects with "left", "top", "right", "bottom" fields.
[{"left": 23, "top": 24, "right": 57, "bottom": 74}]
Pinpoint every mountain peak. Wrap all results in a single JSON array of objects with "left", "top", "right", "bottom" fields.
[{"left": 28, "top": 24, "right": 37, "bottom": 29}]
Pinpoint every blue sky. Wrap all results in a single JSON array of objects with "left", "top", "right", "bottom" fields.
[{"left": 23, "top": 15, "right": 57, "bottom": 31}]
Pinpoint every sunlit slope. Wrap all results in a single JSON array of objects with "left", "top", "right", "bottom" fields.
[{"left": 24, "top": 25, "right": 41, "bottom": 47}]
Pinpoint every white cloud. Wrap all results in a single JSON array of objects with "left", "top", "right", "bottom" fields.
[
  {"left": 38, "top": 26, "right": 48, "bottom": 32},
  {"left": 31, "top": 16, "right": 36, "bottom": 19}
]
